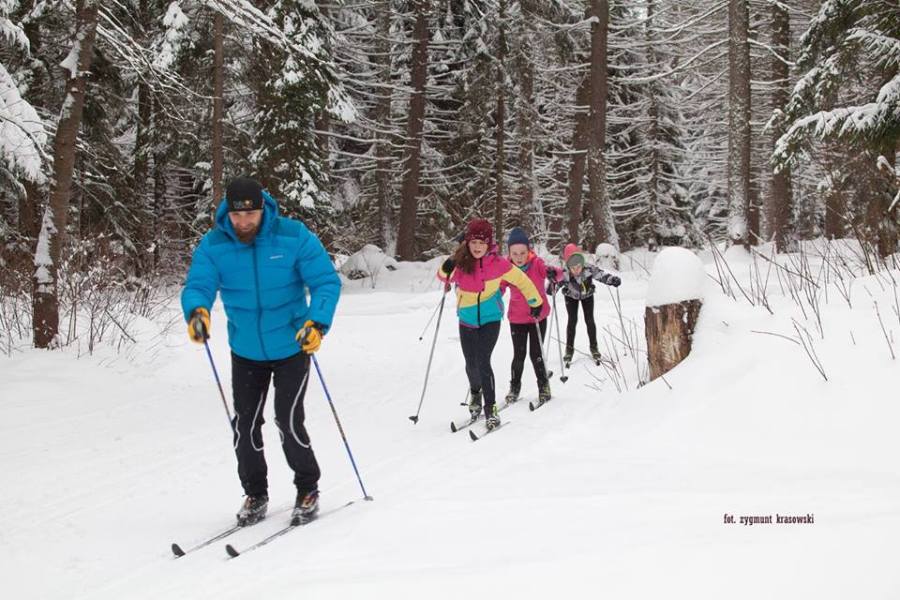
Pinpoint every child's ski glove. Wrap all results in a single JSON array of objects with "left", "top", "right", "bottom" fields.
[
  {"left": 600, "top": 273, "right": 621, "bottom": 287},
  {"left": 441, "top": 258, "right": 455, "bottom": 274}
]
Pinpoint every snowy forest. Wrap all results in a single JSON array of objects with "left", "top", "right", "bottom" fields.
[{"left": 1, "top": 0, "right": 899, "bottom": 350}]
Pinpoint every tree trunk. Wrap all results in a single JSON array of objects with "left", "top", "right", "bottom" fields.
[
  {"left": 515, "top": 9, "right": 536, "bottom": 232},
  {"left": 133, "top": 0, "right": 153, "bottom": 275},
  {"left": 396, "top": 0, "right": 430, "bottom": 260},
  {"left": 32, "top": 0, "right": 99, "bottom": 348},
  {"left": 211, "top": 11, "right": 225, "bottom": 215},
  {"left": 645, "top": 0, "right": 659, "bottom": 249},
  {"left": 824, "top": 174, "right": 844, "bottom": 240},
  {"left": 586, "top": 0, "right": 617, "bottom": 251},
  {"left": 727, "top": 0, "right": 751, "bottom": 248},
  {"left": 768, "top": 0, "right": 793, "bottom": 252},
  {"left": 566, "top": 74, "right": 591, "bottom": 245},
  {"left": 315, "top": 3, "right": 332, "bottom": 185},
  {"left": 493, "top": 0, "right": 508, "bottom": 237},
  {"left": 645, "top": 300, "right": 702, "bottom": 381},
  {"left": 374, "top": 0, "right": 394, "bottom": 253}
]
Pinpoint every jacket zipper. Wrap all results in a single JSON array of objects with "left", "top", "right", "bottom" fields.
[
  {"left": 476, "top": 257, "right": 483, "bottom": 326},
  {"left": 252, "top": 243, "right": 270, "bottom": 360}
]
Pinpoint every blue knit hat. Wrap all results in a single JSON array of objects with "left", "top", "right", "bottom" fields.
[{"left": 506, "top": 227, "right": 530, "bottom": 248}]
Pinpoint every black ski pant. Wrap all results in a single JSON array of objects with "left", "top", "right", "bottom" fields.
[
  {"left": 565, "top": 295, "right": 598, "bottom": 351},
  {"left": 231, "top": 351, "right": 320, "bottom": 498},
  {"left": 459, "top": 321, "right": 501, "bottom": 417},
  {"left": 510, "top": 319, "right": 548, "bottom": 388}
]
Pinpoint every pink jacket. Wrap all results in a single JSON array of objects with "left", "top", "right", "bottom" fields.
[{"left": 500, "top": 252, "right": 562, "bottom": 324}]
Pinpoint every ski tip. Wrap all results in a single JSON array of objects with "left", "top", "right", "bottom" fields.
[
  {"left": 469, "top": 430, "right": 479, "bottom": 442},
  {"left": 528, "top": 402, "right": 535, "bottom": 412},
  {"left": 408, "top": 415, "right": 419, "bottom": 425},
  {"left": 225, "top": 544, "right": 240, "bottom": 558},
  {"left": 450, "top": 421, "right": 457, "bottom": 433},
  {"left": 171, "top": 543, "right": 185, "bottom": 558}
]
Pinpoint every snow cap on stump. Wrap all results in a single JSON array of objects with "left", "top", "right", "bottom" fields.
[{"left": 646, "top": 247, "right": 706, "bottom": 307}]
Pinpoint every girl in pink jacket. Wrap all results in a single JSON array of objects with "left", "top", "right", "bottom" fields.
[{"left": 500, "top": 228, "right": 563, "bottom": 405}]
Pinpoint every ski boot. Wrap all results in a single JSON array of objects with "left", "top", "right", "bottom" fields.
[
  {"left": 563, "top": 347, "right": 574, "bottom": 368},
  {"left": 485, "top": 405, "right": 501, "bottom": 431},
  {"left": 537, "top": 381, "right": 551, "bottom": 405},
  {"left": 236, "top": 494, "right": 268, "bottom": 526},
  {"left": 291, "top": 489, "right": 320, "bottom": 525},
  {"left": 468, "top": 389, "right": 483, "bottom": 421},
  {"left": 504, "top": 381, "right": 521, "bottom": 405},
  {"left": 590, "top": 346, "right": 602, "bottom": 365}
]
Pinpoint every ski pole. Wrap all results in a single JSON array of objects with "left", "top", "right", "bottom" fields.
[
  {"left": 410, "top": 285, "right": 449, "bottom": 424},
  {"left": 203, "top": 339, "right": 234, "bottom": 427},
  {"left": 418, "top": 295, "right": 443, "bottom": 341},
  {"left": 310, "top": 354, "right": 373, "bottom": 501},
  {"left": 551, "top": 293, "right": 569, "bottom": 383},
  {"left": 533, "top": 317, "right": 551, "bottom": 381}
]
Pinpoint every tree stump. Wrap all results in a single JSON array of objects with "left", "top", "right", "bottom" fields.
[
  {"left": 645, "top": 300, "right": 702, "bottom": 381},
  {"left": 644, "top": 246, "right": 706, "bottom": 381}
]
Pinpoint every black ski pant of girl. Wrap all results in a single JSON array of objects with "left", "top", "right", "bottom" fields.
[
  {"left": 231, "top": 351, "right": 320, "bottom": 498},
  {"left": 459, "top": 321, "right": 501, "bottom": 417},
  {"left": 565, "top": 295, "right": 598, "bottom": 351},
  {"left": 510, "top": 319, "right": 548, "bottom": 388}
]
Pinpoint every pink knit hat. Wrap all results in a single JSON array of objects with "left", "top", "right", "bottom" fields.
[{"left": 563, "top": 244, "right": 581, "bottom": 262}]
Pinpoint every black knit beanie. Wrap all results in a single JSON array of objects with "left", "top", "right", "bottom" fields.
[{"left": 226, "top": 177, "right": 263, "bottom": 212}]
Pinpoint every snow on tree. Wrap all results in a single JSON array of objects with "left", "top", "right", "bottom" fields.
[
  {"left": 775, "top": 0, "right": 900, "bottom": 258},
  {"left": 0, "top": 61, "right": 46, "bottom": 183}
]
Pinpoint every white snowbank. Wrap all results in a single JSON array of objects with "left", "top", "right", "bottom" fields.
[
  {"left": 338, "top": 244, "right": 398, "bottom": 280},
  {"left": 594, "top": 242, "right": 618, "bottom": 270},
  {"left": 646, "top": 246, "right": 706, "bottom": 306}
]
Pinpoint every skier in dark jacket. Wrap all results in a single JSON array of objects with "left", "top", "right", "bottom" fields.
[{"left": 181, "top": 176, "right": 341, "bottom": 526}]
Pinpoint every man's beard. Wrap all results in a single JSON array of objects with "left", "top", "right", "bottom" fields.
[{"left": 234, "top": 224, "right": 260, "bottom": 244}]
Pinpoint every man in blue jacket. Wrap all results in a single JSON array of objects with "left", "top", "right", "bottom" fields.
[{"left": 181, "top": 176, "right": 341, "bottom": 526}]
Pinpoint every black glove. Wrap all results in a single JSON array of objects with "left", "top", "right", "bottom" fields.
[
  {"left": 601, "top": 273, "right": 621, "bottom": 287},
  {"left": 546, "top": 266, "right": 557, "bottom": 279},
  {"left": 441, "top": 258, "right": 455, "bottom": 274},
  {"left": 530, "top": 304, "right": 542, "bottom": 318}
]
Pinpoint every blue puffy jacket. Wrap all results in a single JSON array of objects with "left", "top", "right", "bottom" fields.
[{"left": 181, "top": 191, "right": 341, "bottom": 361}]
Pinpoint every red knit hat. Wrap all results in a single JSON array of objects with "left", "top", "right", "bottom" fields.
[{"left": 464, "top": 218, "right": 494, "bottom": 244}]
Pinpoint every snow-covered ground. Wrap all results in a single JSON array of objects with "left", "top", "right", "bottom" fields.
[{"left": 3, "top": 242, "right": 900, "bottom": 599}]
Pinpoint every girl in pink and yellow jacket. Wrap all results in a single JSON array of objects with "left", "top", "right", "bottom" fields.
[{"left": 437, "top": 219, "right": 542, "bottom": 430}]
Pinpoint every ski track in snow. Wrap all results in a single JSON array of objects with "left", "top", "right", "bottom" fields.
[{"left": 3, "top": 250, "right": 900, "bottom": 599}]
